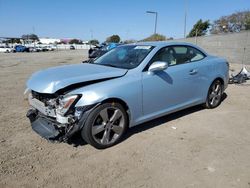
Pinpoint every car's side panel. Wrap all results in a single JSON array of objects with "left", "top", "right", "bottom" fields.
[
  {"left": 140, "top": 61, "right": 205, "bottom": 122},
  {"left": 136, "top": 56, "right": 228, "bottom": 125}
]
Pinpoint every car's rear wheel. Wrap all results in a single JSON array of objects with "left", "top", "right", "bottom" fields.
[
  {"left": 81, "top": 102, "right": 128, "bottom": 149},
  {"left": 205, "top": 79, "right": 223, "bottom": 109}
]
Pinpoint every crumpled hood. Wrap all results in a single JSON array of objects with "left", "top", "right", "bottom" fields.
[{"left": 27, "top": 63, "right": 127, "bottom": 94}]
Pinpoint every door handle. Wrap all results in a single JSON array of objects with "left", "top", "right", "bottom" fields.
[{"left": 189, "top": 69, "right": 198, "bottom": 75}]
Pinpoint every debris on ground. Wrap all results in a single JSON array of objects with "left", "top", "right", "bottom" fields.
[{"left": 229, "top": 66, "right": 250, "bottom": 84}]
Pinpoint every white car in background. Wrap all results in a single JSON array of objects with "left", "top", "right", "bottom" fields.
[
  {"left": 0, "top": 46, "right": 14, "bottom": 53},
  {"left": 46, "top": 46, "right": 56, "bottom": 51},
  {"left": 42, "top": 45, "right": 56, "bottom": 51},
  {"left": 35, "top": 46, "right": 43, "bottom": 52}
]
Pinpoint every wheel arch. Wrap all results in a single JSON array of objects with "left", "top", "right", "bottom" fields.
[
  {"left": 204, "top": 77, "right": 225, "bottom": 109},
  {"left": 212, "top": 77, "right": 225, "bottom": 89},
  {"left": 100, "top": 97, "right": 131, "bottom": 122},
  {"left": 204, "top": 77, "right": 225, "bottom": 102}
]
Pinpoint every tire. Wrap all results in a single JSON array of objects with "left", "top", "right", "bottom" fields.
[
  {"left": 81, "top": 102, "right": 128, "bottom": 149},
  {"left": 204, "top": 79, "right": 223, "bottom": 109}
]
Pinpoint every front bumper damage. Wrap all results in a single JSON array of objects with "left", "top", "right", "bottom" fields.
[
  {"left": 26, "top": 92, "right": 98, "bottom": 142},
  {"left": 27, "top": 109, "right": 60, "bottom": 140}
]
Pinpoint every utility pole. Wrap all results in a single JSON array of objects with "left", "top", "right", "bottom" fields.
[
  {"left": 32, "top": 26, "right": 35, "bottom": 34},
  {"left": 146, "top": 11, "right": 158, "bottom": 34},
  {"left": 195, "top": 29, "right": 198, "bottom": 44},
  {"left": 90, "top": 29, "right": 93, "bottom": 40},
  {"left": 90, "top": 29, "right": 93, "bottom": 49},
  {"left": 184, "top": 0, "right": 187, "bottom": 38},
  {"left": 32, "top": 26, "right": 36, "bottom": 47}
]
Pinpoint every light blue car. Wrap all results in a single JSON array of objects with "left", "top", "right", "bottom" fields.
[{"left": 26, "top": 42, "right": 229, "bottom": 149}]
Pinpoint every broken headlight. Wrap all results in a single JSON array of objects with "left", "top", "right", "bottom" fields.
[{"left": 56, "top": 95, "right": 80, "bottom": 116}]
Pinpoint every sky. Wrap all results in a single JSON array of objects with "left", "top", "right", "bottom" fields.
[{"left": 0, "top": 0, "right": 249, "bottom": 42}]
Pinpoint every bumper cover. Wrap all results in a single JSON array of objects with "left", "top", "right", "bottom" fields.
[
  {"left": 27, "top": 109, "right": 60, "bottom": 140},
  {"left": 32, "top": 117, "right": 60, "bottom": 140}
]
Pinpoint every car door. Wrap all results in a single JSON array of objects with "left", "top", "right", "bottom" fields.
[{"left": 142, "top": 45, "right": 206, "bottom": 119}]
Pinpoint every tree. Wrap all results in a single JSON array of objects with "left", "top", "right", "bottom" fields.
[
  {"left": 3, "top": 38, "right": 21, "bottom": 44},
  {"left": 21, "top": 34, "right": 39, "bottom": 41},
  {"left": 141, "top": 33, "right": 166, "bottom": 41},
  {"left": 106, "top": 35, "right": 121, "bottom": 43},
  {"left": 187, "top": 19, "right": 210, "bottom": 37},
  {"left": 89, "top": 39, "right": 99, "bottom": 45},
  {"left": 210, "top": 10, "right": 250, "bottom": 34},
  {"left": 69, "top": 39, "right": 82, "bottom": 44}
]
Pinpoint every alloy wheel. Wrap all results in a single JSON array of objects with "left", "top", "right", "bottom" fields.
[
  {"left": 91, "top": 107, "right": 125, "bottom": 145},
  {"left": 208, "top": 81, "right": 222, "bottom": 107}
]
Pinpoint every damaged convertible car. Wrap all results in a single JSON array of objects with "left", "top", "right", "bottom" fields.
[{"left": 26, "top": 42, "right": 229, "bottom": 149}]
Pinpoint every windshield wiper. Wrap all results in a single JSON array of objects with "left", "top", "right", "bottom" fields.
[
  {"left": 104, "top": 64, "right": 118, "bottom": 68},
  {"left": 94, "top": 63, "right": 128, "bottom": 69}
]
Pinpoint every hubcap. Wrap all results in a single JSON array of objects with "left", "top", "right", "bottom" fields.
[
  {"left": 91, "top": 107, "right": 125, "bottom": 145},
  {"left": 209, "top": 82, "right": 222, "bottom": 107}
]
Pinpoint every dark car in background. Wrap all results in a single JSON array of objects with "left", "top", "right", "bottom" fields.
[
  {"left": 15, "top": 45, "right": 29, "bottom": 52},
  {"left": 88, "top": 43, "right": 120, "bottom": 59},
  {"left": 70, "top": 45, "right": 75, "bottom": 50}
]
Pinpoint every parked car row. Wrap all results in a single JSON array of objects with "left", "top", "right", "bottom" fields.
[
  {"left": 0, "top": 45, "right": 57, "bottom": 53},
  {"left": 0, "top": 46, "right": 15, "bottom": 53},
  {"left": 28, "top": 46, "right": 56, "bottom": 52}
]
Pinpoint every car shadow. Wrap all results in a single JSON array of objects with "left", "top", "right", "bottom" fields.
[
  {"left": 69, "top": 93, "right": 227, "bottom": 147},
  {"left": 156, "top": 71, "right": 173, "bottom": 84},
  {"left": 68, "top": 132, "right": 88, "bottom": 147},
  {"left": 122, "top": 93, "right": 227, "bottom": 142}
]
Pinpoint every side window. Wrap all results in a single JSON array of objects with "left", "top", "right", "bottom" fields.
[
  {"left": 173, "top": 46, "right": 189, "bottom": 64},
  {"left": 173, "top": 46, "right": 205, "bottom": 64},
  {"left": 145, "top": 45, "right": 206, "bottom": 71},
  {"left": 187, "top": 46, "right": 205, "bottom": 62},
  {"left": 150, "top": 47, "right": 177, "bottom": 66},
  {"left": 174, "top": 46, "right": 187, "bottom": 54}
]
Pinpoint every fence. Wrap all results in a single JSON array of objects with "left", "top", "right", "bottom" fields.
[
  {"left": 174, "top": 31, "right": 250, "bottom": 65},
  {"left": 23, "top": 44, "right": 91, "bottom": 50}
]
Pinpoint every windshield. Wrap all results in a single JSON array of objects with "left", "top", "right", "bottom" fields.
[{"left": 93, "top": 45, "right": 154, "bottom": 69}]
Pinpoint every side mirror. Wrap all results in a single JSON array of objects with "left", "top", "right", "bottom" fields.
[{"left": 148, "top": 61, "right": 168, "bottom": 72}]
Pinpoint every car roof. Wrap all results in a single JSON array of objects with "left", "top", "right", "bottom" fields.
[
  {"left": 127, "top": 41, "right": 208, "bottom": 55},
  {"left": 134, "top": 41, "right": 192, "bottom": 47}
]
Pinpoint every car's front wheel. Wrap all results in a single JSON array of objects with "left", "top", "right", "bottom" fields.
[
  {"left": 205, "top": 79, "right": 223, "bottom": 109},
  {"left": 81, "top": 102, "right": 128, "bottom": 149}
]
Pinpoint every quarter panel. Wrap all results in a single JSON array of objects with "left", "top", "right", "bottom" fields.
[{"left": 204, "top": 56, "right": 229, "bottom": 91}]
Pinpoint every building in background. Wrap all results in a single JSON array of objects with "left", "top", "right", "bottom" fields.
[{"left": 39, "top": 38, "right": 61, "bottom": 44}]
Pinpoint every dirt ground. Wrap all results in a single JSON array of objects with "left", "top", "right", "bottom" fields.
[{"left": 0, "top": 50, "right": 250, "bottom": 188}]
